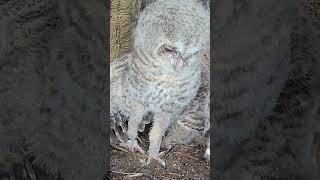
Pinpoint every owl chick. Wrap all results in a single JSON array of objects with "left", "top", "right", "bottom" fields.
[
  {"left": 126, "top": 60, "right": 210, "bottom": 161},
  {"left": 110, "top": 0, "right": 209, "bottom": 166}
]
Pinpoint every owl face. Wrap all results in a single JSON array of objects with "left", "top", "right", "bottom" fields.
[
  {"left": 156, "top": 43, "right": 202, "bottom": 72},
  {"left": 134, "top": 0, "right": 209, "bottom": 72}
]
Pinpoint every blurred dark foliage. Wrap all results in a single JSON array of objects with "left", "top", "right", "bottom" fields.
[{"left": 0, "top": 0, "right": 108, "bottom": 179}]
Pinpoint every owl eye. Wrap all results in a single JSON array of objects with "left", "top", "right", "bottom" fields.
[
  {"left": 157, "top": 44, "right": 181, "bottom": 61},
  {"left": 163, "top": 47, "right": 176, "bottom": 53},
  {"left": 162, "top": 46, "right": 177, "bottom": 54},
  {"left": 161, "top": 45, "right": 179, "bottom": 57}
]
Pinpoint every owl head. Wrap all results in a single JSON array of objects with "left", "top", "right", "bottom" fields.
[{"left": 133, "top": 0, "right": 210, "bottom": 72}]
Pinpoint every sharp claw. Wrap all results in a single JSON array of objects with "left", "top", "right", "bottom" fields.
[
  {"left": 159, "top": 151, "right": 166, "bottom": 157},
  {"left": 114, "top": 128, "right": 126, "bottom": 143},
  {"left": 115, "top": 113, "right": 127, "bottom": 133},
  {"left": 121, "top": 124, "right": 128, "bottom": 133},
  {"left": 136, "top": 137, "right": 142, "bottom": 144},
  {"left": 146, "top": 155, "right": 166, "bottom": 167},
  {"left": 119, "top": 119, "right": 128, "bottom": 133},
  {"left": 160, "top": 141, "right": 174, "bottom": 151},
  {"left": 136, "top": 146, "right": 145, "bottom": 154},
  {"left": 120, "top": 139, "right": 145, "bottom": 154}
]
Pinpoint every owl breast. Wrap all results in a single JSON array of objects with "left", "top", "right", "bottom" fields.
[
  {"left": 148, "top": 74, "right": 201, "bottom": 114},
  {"left": 127, "top": 61, "right": 202, "bottom": 115}
]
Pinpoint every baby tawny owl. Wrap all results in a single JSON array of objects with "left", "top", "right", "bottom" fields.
[{"left": 110, "top": 0, "right": 209, "bottom": 166}]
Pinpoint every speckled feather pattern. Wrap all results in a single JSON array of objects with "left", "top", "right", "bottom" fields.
[{"left": 110, "top": 0, "right": 210, "bottom": 163}]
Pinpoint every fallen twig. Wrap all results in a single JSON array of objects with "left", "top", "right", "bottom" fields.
[
  {"left": 127, "top": 173, "right": 144, "bottom": 178},
  {"left": 112, "top": 171, "right": 141, "bottom": 175},
  {"left": 111, "top": 171, "right": 144, "bottom": 178}
]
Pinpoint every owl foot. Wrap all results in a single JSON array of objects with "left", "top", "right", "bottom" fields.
[
  {"left": 113, "top": 128, "right": 126, "bottom": 143},
  {"left": 119, "top": 139, "right": 145, "bottom": 154},
  {"left": 160, "top": 142, "right": 173, "bottom": 150},
  {"left": 146, "top": 152, "right": 166, "bottom": 167},
  {"left": 116, "top": 113, "right": 128, "bottom": 133}
]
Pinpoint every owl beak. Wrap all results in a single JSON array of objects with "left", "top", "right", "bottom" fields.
[{"left": 174, "top": 57, "right": 185, "bottom": 71}]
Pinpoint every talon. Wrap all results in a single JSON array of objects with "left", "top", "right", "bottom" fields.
[
  {"left": 117, "top": 114, "right": 128, "bottom": 133},
  {"left": 114, "top": 128, "right": 126, "bottom": 143},
  {"left": 159, "top": 151, "right": 166, "bottom": 157},
  {"left": 136, "top": 137, "right": 142, "bottom": 144},
  {"left": 119, "top": 139, "right": 145, "bottom": 154},
  {"left": 146, "top": 154, "right": 166, "bottom": 167},
  {"left": 164, "top": 144, "right": 172, "bottom": 151},
  {"left": 121, "top": 124, "right": 128, "bottom": 133}
]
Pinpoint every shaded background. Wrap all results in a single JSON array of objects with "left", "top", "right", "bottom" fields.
[
  {"left": 212, "top": 0, "right": 320, "bottom": 179},
  {"left": 0, "top": 0, "right": 108, "bottom": 179}
]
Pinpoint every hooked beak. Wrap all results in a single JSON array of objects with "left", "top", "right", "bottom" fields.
[{"left": 174, "top": 57, "right": 185, "bottom": 71}]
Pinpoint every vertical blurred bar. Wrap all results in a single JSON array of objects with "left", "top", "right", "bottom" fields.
[
  {"left": 105, "top": 1, "right": 111, "bottom": 179},
  {"left": 209, "top": 1, "right": 214, "bottom": 179}
]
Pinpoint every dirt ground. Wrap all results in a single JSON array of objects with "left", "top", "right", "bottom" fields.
[
  {"left": 0, "top": 140, "right": 209, "bottom": 180},
  {"left": 111, "top": 144, "right": 210, "bottom": 180}
]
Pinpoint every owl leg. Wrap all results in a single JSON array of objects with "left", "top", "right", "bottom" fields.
[
  {"left": 119, "top": 109, "right": 145, "bottom": 154},
  {"left": 146, "top": 113, "right": 171, "bottom": 167}
]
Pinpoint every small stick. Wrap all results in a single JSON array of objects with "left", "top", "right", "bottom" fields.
[
  {"left": 112, "top": 171, "right": 141, "bottom": 175},
  {"left": 127, "top": 173, "right": 144, "bottom": 178},
  {"left": 111, "top": 171, "right": 144, "bottom": 178}
]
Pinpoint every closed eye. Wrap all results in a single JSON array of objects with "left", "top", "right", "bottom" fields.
[
  {"left": 163, "top": 46, "right": 176, "bottom": 53},
  {"left": 159, "top": 44, "right": 181, "bottom": 60}
]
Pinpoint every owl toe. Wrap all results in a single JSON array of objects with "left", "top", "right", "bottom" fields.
[
  {"left": 146, "top": 154, "right": 166, "bottom": 167},
  {"left": 119, "top": 139, "right": 145, "bottom": 154}
]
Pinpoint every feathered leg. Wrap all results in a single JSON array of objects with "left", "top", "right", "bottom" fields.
[
  {"left": 119, "top": 104, "right": 145, "bottom": 154},
  {"left": 147, "top": 113, "right": 171, "bottom": 167}
]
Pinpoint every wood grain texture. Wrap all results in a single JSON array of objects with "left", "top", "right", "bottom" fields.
[{"left": 110, "top": 0, "right": 140, "bottom": 62}]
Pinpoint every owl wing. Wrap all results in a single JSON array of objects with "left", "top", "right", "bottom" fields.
[
  {"left": 162, "top": 63, "right": 210, "bottom": 146},
  {"left": 110, "top": 53, "right": 131, "bottom": 143}
]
